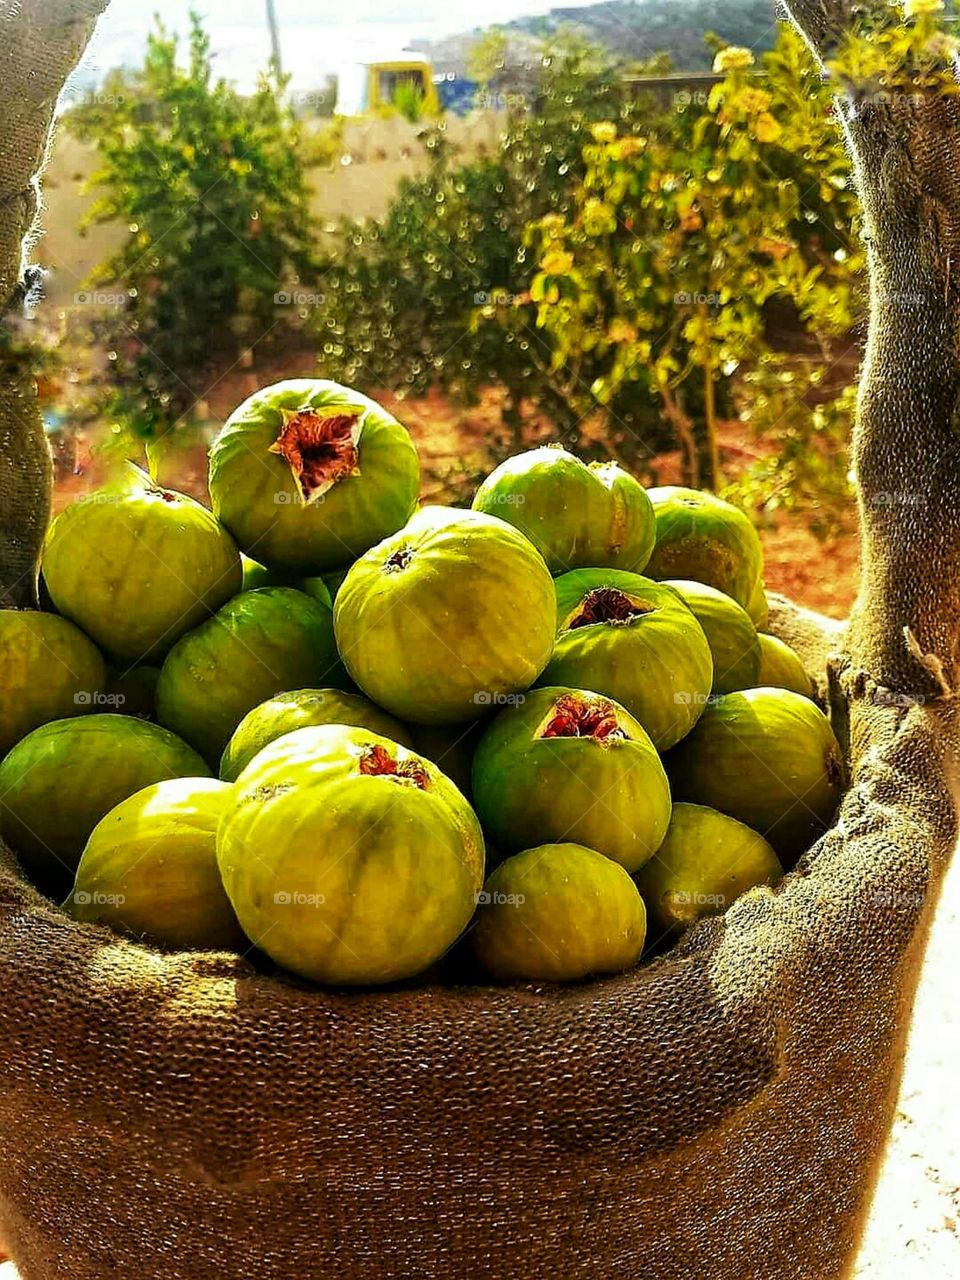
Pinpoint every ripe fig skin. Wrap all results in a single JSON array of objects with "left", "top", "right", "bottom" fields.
[
  {"left": 220, "top": 688, "right": 413, "bottom": 782},
  {"left": 634, "top": 802, "right": 783, "bottom": 943},
  {"left": 644, "top": 486, "right": 763, "bottom": 612},
  {"left": 666, "top": 687, "right": 844, "bottom": 862},
  {"left": 155, "top": 587, "right": 345, "bottom": 766},
  {"left": 217, "top": 725, "right": 485, "bottom": 986},
  {"left": 538, "top": 570, "right": 714, "bottom": 750},
  {"left": 757, "top": 634, "right": 815, "bottom": 698},
  {"left": 408, "top": 719, "right": 486, "bottom": 802},
  {"left": 471, "top": 842, "right": 647, "bottom": 983},
  {"left": 68, "top": 777, "right": 246, "bottom": 952},
  {"left": 209, "top": 379, "right": 420, "bottom": 575},
  {"left": 0, "top": 713, "right": 210, "bottom": 889},
  {"left": 0, "top": 611, "right": 107, "bottom": 755},
  {"left": 472, "top": 685, "right": 672, "bottom": 872},
  {"left": 747, "top": 576, "right": 770, "bottom": 630},
  {"left": 334, "top": 506, "right": 556, "bottom": 726},
  {"left": 662, "top": 578, "right": 761, "bottom": 696},
  {"left": 42, "top": 468, "right": 242, "bottom": 665},
  {"left": 472, "top": 445, "right": 656, "bottom": 576}
]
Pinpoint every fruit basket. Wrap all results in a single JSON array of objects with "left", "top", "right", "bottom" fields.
[
  {"left": 0, "top": 591, "right": 954, "bottom": 1280},
  {"left": 1, "top": 4, "right": 959, "bottom": 1280}
]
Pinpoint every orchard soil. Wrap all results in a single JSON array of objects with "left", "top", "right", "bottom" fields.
[{"left": 49, "top": 356, "right": 859, "bottom": 619}]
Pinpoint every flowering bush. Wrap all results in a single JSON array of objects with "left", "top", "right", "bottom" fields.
[{"left": 494, "top": 28, "right": 864, "bottom": 490}]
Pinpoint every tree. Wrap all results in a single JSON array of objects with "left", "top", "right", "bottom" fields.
[
  {"left": 468, "top": 30, "right": 510, "bottom": 89},
  {"left": 316, "top": 33, "right": 700, "bottom": 470},
  {"left": 505, "top": 31, "right": 861, "bottom": 490},
  {"left": 784, "top": 0, "right": 960, "bottom": 691},
  {"left": 68, "top": 13, "right": 318, "bottom": 439}
]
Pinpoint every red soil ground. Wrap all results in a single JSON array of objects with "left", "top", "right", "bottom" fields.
[{"left": 51, "top": 360, "right": 859, "bottom": 620}]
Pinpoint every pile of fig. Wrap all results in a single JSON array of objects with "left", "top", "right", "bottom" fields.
[{"left": 0, "top": 380, "right": 844, "bottom": 988}]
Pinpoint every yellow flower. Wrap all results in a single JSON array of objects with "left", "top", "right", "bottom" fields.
[
  {"left": 607, "top": 318, "right": 638, "bottom": 344},
  {"left": 540, "top": 249, "right": 574, "bottom": 276},
  {"left": 753, "top": 112, "right": 782, "bottom": 143},
  {"left": 612, "top": 136, "right": 645, "bottom": 161},
  {"left": 737, "top": 88, "right": 772, "bottom": 114},
  {"left": 539, "top": 213, "right": 565, "bottom": 234},
  {"left": 904, "top": 0, "right": 944, "bottom": 15},
  {"left": 582, "top": 198, "right": 618, "bottom": 237},
  {"left": 590, "top": 121, "right": 618, "bottom": 144},
  {"left": 713, "top": 47, "right": 755, "bottom": 73}
]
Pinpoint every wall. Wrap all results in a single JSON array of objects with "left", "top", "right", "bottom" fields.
[{"left": 36, "top": 112, "right": 505, "bottom": 309}]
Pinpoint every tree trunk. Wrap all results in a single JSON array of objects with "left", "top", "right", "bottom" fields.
[
  {"left": 786, "top": 0, "right": 960, "bottom": 696},
  {"left": 0, "top": 0, "right": 110, "bottom": 608},
  {"left": 697, "top": 300, "right": 720, "bottom": 490},
  {"left": 660, "top": 383, "right": 700, "bottom": 487}
]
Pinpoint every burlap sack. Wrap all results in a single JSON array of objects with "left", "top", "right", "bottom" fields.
[{"left": 0, "top": 3, "right": 957, "bottom": 1278}]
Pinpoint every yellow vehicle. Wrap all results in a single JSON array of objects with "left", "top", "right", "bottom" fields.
[{"left": 336, "top": 53, "right": 440, "bottom": 118}]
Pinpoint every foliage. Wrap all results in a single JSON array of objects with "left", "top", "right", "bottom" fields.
[
  {"left": 467, "top": 30, "right": 510, "bottom": 87},
  {"left": 726, "top": 383, "right": 856, "bottom": 537},
  {"left": 319, "top": 25, "right": 863, "bottom": 503},
  {"left": 316, "top": 33, "right": 684, "bottom": 460},
  {"left": 393, "top": 80, "right": 426, "bottom": 123},
  {"left": 68, "top": 12, "right": 318, "bottom": 438},
  {"left": 507, "top": 29, "right": 864, "bottom": 488}
]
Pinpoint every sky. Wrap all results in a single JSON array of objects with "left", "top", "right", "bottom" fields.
[{"left": 71, "top": 0, "right": 603, "bottom": 92}]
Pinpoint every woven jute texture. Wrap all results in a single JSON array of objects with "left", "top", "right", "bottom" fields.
[
  {"left": 0, "top": 602, "right": 955, "bottom": 1280},
  {"left": 0, "top": 0, "right": 109, "bottom": 609},
  {"left": 2, "top": 2, "right": 960, "bottom": 1278}
]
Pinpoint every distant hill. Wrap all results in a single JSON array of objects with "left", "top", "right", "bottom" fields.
[
  {"left": 510, "top": 0, "right": 779, "bottom": 66},
  {"left": 421, "top": 0, "right": 780, "bottom": 73}
]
